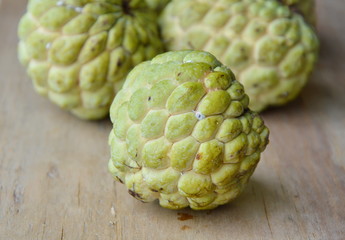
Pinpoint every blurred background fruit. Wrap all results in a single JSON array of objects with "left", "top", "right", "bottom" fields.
[
  {"left": 18, "top": 0, "right": 164, "bottom": 120},
  {"left": 160, "top": 0, "right": 319, "bottom": 111}
]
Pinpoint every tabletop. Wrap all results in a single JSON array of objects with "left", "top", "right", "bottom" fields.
[{"left": 1, "top": 0, "right": 345, "bottom": 239}]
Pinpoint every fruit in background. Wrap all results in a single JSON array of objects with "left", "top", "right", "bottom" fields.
[
  {"left": 18, "top": 0, "right": 164, "bottom": 120},
  {"left": 108, "top": 50, "right": 269, "bottom": 210},
  {"left": 160, "top": 0, "right": 319, "bottom": 112}
]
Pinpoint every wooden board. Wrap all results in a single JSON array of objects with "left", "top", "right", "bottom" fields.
[{"left": 1, "top": 0, "right": 344, "bottom": 239}]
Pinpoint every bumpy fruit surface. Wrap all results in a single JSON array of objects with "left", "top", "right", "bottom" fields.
[
  {"left": 279, "top": 0, "right": 316, "bottom": 26},
  {"left": 18, "top": 0, "right": 164, "bottom": 120},
  {"left": 146, "top": 0, "right": 316, "bottom": 25},
  {"left": 145, "top": 0, "right": 170, "bottom": 12},
  {"left": 108, "top": 51, "right": 269, "bottom": 210},
  {"left": 160, "top": 0, "right": 319, "bottom": 112}
]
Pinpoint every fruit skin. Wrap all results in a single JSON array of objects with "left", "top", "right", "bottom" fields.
[
  {"left": 108, "top": 50, "right": 269, "bottom": 210},
  {"left": 145, "top": 0, "right": 171, "bottom": 12},
  {"left": 160, "top": 0, "right": 319, "bottom": 112},
  {"left": 18, "top": 0, "right": 164, "bottom": 120},
  {"left": 279, "top": 0, "right": 316, "bottom": 26},
  {"left": 147, "top": 0, "right": 316, "bottom": 26}
]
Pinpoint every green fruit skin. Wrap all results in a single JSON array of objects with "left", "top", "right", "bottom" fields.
[
  {"left": 18, "top": 0, "right": 164, "bottom": 120},
  {"left": 145, "top": 0, "right": 171, "bottom": 12},
  {"left": 280, "top": 0, "right": 316, "bottom": 26},
  {"left": 108, "top": 50, "right": 270, "bottom": 210},
  {"left": 160, "top": 0, "right": 319, "bottom": 112}
]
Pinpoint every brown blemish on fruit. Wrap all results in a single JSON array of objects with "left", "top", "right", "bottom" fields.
[
  {"left": 116, "top": 176, "right": 123, "bottom": 184},
  {"left": 177, "top": 213, "right": 194, "bottom": 221},
  {"left": 196, "top": 153, "right": 202, "bottom": 160},
  {"left": 181, "top": 225, "right": 191, "bottom": 230},
  {"left": 128, "top": 189, "right": 143, "bottom": 200}
]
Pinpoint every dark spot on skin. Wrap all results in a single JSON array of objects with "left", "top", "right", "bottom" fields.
[
  {"left": 150, "top": 189, "right": 159, "bottom": 193},
  {"left": 148, "top": 96, "right": 151, "bottom": 101},
  {"left": 121, "top": 0, "right": 133, "bottom": 16},
  {"left": 117, "top": 60, "right": 122, "bottom": 67},
  {"left": 128, "top": 189, "right": 143, "bottom": 200},
  {"left": 159, "top": 188, "right": 163, "bottom": 191},
  {"left": 116, "top": 176, "right": 123, "bottom": 184},
  {"left": 177, "top": 213, "right": 194, "bottom": 221},
  {"left": 196, "top": 153, "right": 202, "bottom": 160},
  {"left": 135, "top": 153, "right": 138, "bottom": 157},
  {"left": 177, "top": 72, "right": 182, "bottom": 76},
  {"left": 181, "top": 225, "right": 191, "bottom": 230}
]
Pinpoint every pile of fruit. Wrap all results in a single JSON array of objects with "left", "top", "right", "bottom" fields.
[{"left": 18, "top": 0, "right": 319, "bottom": 210}]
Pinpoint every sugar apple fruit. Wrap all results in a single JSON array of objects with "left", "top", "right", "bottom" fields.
[
  {"left": 18, "top": 0, "right": 164, "bottom": 120},
  {"left": 160, "top": 0, "right": 319, "bottom": 112},
  {"left": 108, "top": 50, "right": 269, "bottom": 210}
]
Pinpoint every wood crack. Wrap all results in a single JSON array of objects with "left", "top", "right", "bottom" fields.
[
  {"left": 60, "top": 226, "right": 64, "bottom": 240},
  {"left": 262, "top": 194, "right": 273, "bottom": 237}
]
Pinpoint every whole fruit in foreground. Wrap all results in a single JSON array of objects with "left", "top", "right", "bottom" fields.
[
  {"left": 108, "top": 50, "right": 269, "bottom": 210},
  {"left": 18, "top": 0, "right": 164, "bottom": 120},
  {"left": 160, "top": 0, "right": 319, "bottom": 112}
]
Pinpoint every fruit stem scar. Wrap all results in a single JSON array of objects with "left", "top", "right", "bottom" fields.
[{"left": 193, "top": 110, "right": 205, "bottom": 120}]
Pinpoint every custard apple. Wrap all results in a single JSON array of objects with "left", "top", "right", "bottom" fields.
[
  {"left": 18, "top": 0, "right": 164, "bottom": 120},
  {"left": 108, "top": 50, "right": 269, "bottom": 210},
  {"left": 160, "top": 0, "right": 319, "bottom": 112}
]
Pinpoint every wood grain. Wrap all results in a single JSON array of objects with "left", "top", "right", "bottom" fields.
[{"left": 1, "top": 0, "right": 344, "bottom": 239}]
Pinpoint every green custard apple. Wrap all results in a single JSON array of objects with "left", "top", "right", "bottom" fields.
[
  {"left": 160, "top": 0, "right": 319, "bottom": 112},
  {"left": 18, "top": 0, "right": 164, "bottom": 120},
  {"left": 108, "top": 50, "right": 269, "bottom": 210}
]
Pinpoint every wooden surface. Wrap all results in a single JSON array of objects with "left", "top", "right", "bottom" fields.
[{"left": 1, "top": 1, "right": 345, "bottom": 239}]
